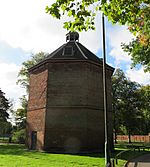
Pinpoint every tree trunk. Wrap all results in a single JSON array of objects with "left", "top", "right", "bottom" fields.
[
  {"left": 114, "top": 129, "right": 117, "bottom": 144},
  {"left": 113, "top": 112, "right": 118, "bottom": 144},
  {"left": 128, "top": 130, "right": 132, "bottom": 143}
]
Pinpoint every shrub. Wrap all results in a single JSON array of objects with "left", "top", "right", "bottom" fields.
[{"left": 12, "top": 129, "right": 26, "bottom": 144}]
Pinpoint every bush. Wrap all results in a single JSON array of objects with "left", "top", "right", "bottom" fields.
[
  {"left": 0, "top": 137, "right": 9, "bottom": 143},
  {"left": 12, "top": 129, "right": 26, "bottom": 144}
]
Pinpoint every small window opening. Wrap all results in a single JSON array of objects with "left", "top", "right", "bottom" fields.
[{"left": 62, "top": 46, "right": 74, "bottom": 56}]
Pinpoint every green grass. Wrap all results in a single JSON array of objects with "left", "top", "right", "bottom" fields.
[
  {"left": 0, "top": 143, "right": 149, "bottom": 167},
  {"left": 0, "top": 144, "right": 104, "bottom": 167}
]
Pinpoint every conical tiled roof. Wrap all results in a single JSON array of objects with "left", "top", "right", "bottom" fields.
[
  {"left": 44, "top": 41, "right": 101, "bottom": 63},
  {"left": 29, "top": 32, "right": 114, "bottom": 72}
]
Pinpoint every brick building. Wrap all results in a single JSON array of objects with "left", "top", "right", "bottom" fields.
[{"left": 26, "top": 32, "right": 114, "bottom": 153}]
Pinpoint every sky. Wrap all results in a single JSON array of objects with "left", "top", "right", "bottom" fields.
[{"left": 0, "top": 0, "right": 150, "bottom": 110}]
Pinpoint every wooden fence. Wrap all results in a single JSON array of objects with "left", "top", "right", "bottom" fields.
[{"left": 116, "top": 135, "right": 150, "bottom": 143}]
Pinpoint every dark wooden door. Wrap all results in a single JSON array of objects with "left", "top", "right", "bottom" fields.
[{"left": 31, "top": 131, "right": 37, "bottom": 150}]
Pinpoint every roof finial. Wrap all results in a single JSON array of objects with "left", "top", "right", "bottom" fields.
[{"left": 66, "top": 32, "right": 79, "bottom": 42}]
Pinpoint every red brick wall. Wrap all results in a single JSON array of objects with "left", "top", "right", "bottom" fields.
[
  {"left": 44, "top": 61, "right": 113, "bottom": 152},
  {"left": 27, "top": 60, "right": 114, "bottom": 152},
  {"left": 26, "top": 108, "right": 46, "bottom": 150},
  {"left": 44, "top": 107, "right": 105, "bottom": 152},
  {"left": 28, "top": 67, "right": 48, "bottom": 111},
  {"left": 27, "top": 66, "right": 48, "bottom": 150},
  {"left": 117, "top": 135, "right": 150, "bottom": 143},
  {"left": 47, "top": 62, "right": 89, "bottom": 107},
  {"left": 47, "top": 61, "right": 112, "bottom": 110}
]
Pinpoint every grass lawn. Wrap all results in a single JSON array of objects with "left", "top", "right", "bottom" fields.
[
  {"left": 0, "top": 143, "right": 149, "bottom": 167},
  {"left": 0, "top": 144, "right": 105, "bottom": 167}
]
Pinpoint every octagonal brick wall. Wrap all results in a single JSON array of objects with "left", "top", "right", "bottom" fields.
[
  {"left": 44, "top": 61, "right": 113, "bottom": 153},
  {"left": 27, "top": 60, "right": 113, "bottom": 152}
]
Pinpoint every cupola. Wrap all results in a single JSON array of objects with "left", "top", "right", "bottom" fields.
[{"left": 66, "top": 32, "right": 79, "bottom": 42}]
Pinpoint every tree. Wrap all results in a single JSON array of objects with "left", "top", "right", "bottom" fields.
[
  {"left": 112, "top": 69, "right": 143, "bottom": 143},
  {"left": 15, "top": 95, "right": 27, "bottom": 130},
  {"left": 122, "top": 6, "right": 150, "bottom": 72},
  {"left": 17, "top": 52, "right": 48, "bottom": 93},
  {"left": 112, "top": 70, "right": 150, "bottom": 139},
  {"left": 46, "top": 1, "right": 150, "bottom": 71},
  {"left": 0, "top": 89, "right": 10, "bottom": 122},
  {"left": 12, "top": 96, "right": 27, "bottom": 144},
  {"left": 112, "top": 69, "right": 127, "bottom": 143},
  {"left": 14, "top": 52, "right": 48, "bottom": 143},
  {"left": 0, "top": 121, "right": 12, "bottom": 137},
  {"left": 0, "top": 88, "right": 12, "bottom": 136},
  {"left": 137, "top": 85, "right": 150, "bottom": 134},
  {"left": 121, "top": 80, "right": 141, "bottom": 143}
]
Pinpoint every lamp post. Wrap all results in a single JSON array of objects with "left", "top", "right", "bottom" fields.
[{"left": 102, "top": 13, "right": 111, "bottom": 167}]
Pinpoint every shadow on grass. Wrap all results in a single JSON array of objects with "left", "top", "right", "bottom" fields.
[
  {"left": 0, "top": 144, "right": 105, "bottom": 158},
  {"left": 0, "top": 144, "right": 28, "bottom": 155},
  {"left": 1, "top": 143, "right": 148, "bottom": 162}
]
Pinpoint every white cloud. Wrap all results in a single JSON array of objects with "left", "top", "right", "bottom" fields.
[
  {"left": 0, "top": 0, "right": 64, "bottom": 53},
  {"left": 0, "top": 0, "right": 101, "bottom": 54},
  {"left": 0, "top": 63, "right": 25, "bottom": 109},
  {"left": 80, "top": 14, "right": 102, "bottom": 53},
  {"left": 0, "top": 0, "right": 149, "bottom": 115},
  {"left": 0, "top": 0, "right": 101, "bottom": 111},
  {"left": 126, "top": 67, "right": 150, "bottom": 85},
  {"left": 106, "top": 24, "right": 150, "bottom": 86},
  {"left": 107, "top": 25, "right": 134, "bottom": 66}
]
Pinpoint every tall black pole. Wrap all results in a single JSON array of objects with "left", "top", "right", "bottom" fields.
[{"left": 102, "top": 13, "right": 111, "bottom": 167}]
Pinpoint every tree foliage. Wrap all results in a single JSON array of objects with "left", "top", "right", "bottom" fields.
[
  {"left": 17, "top": 52, "right": 48, "bottom": 93},
  {"left": 15, "top": 95, "right": 27, "bottom": 130},
  {"left": 111, "top": 69, "right": 139, "bottom": 142},
  {"left": 112, "top": 69, "right": 150, "bottom": 142},
  {"left": 137, "top": 85, "right": 150, "bottom": 134},
  {"left": 46, "top": 0, "right": 148, "bottom": 32},
  {"left": 0, "top": 121, "right": 12, "bottom": 137},
  {"left": 14, "top": 52, "right": 48, "bottom": 143},
  {"left": 0, "top": 89, "right": 10, "bottom": 122},
  {"left": 17, "top": 52, "right": 48, "bottom": 119},
  {"left": 12, "top": 96, "right": 27, "bottom": 144},
  {"left": 112, "top": 69, "right": 127, "bottom": 143},
  {"left": 46, "top": 1, "right": 150, "bottom": 71},
  {"left": 122, "top": 6, "right": 150, "bottom": 72},
  {"left": 120, "top": 80, "right": 142, "bottom": 142},
  {"left": 12, "top": 129, "right": 25, "bottom": 144},
  {"left": 0, "top": 88, "right": 12, "bottom": 136}
]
